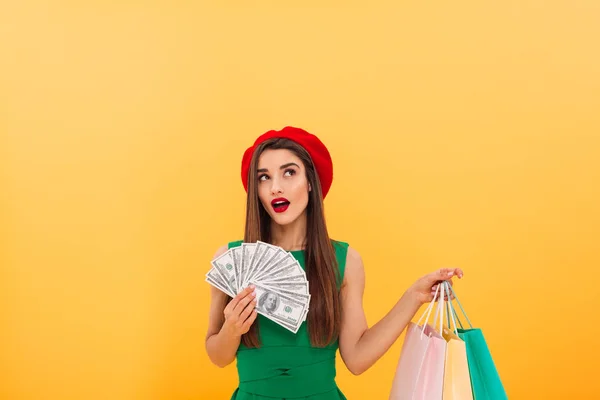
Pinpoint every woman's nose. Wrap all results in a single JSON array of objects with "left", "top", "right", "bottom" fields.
[{"left": 270, "top": 179, "right": 283, "bottom": 195}]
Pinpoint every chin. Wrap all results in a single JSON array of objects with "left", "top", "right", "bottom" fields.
[
  {"left": 267, "top": 206, "right": 304, "bottom": 226},
  {"left": 270, "top": 213, "right": 299, "bottom": 226}
]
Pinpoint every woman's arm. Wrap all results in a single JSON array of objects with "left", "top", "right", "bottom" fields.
[
  {"left": 205, "top": 245, "right": 258, "bottom": 368},
  {"left": 338, "top": 247, "right": 462, "bottom": 375}
]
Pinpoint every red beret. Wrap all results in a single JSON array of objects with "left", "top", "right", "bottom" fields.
[{"left": 241, "top": 126, "right": 334, "bottom": 198}]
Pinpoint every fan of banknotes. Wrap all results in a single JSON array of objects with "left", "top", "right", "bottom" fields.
[{"left": 205, "top": 240, "right": 310, "bottom": 334}]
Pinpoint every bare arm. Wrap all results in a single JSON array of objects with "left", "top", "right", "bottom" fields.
[
  {"left": 338, "top": 247, "right": 462, "bottom": 375},
  {"left": 205, "top": 245, "right": 257, "bottom": 368}
]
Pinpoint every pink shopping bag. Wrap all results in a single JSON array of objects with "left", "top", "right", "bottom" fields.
[
  {"left": 414, "top": 295, "right": 447, "bottom": 400},
  {"left": 390, "top": 285, "right": 447, "bottom": 400}
]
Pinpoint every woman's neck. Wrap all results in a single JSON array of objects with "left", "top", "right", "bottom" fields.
[{"left": 270, "top": 211, "right": 307, "bottom": 251}]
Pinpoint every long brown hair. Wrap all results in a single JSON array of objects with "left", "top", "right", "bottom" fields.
[{"left": 240, "top": 137, "right": 341, "bottom": 348}]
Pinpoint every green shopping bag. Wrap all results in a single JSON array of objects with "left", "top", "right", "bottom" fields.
[{"left": 445, "top": 284, "right": 509, "bottom": 400}]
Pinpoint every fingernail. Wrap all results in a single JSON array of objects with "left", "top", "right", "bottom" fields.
[
  {"left": 447, "top": 271, "right": 454, "bottom": 276},
  {"left": 252, "top": 290, "right": 257, "bottom": 297},
  {"left": 249, "top": 284, "right": 255, "bottom": 289}
]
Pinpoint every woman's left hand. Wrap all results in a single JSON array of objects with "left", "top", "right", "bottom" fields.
[{"left": 407, "top": 267, "right": 464, "bottom": 305}]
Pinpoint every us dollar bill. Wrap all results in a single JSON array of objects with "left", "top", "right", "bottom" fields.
[
  {"left": 261, "top": 281, "right": 309, "bottom": 295},
  {"left": 252, "top": 249, "right": 293, "bottom": 282},
  {"left": 240, "top": 243, "right": 257, "bottom": 291},
  {"left": 251, "top": 281, "right": 309, "bottom": 332},
  {"left": 211, "top": 250, "right": 237, "bottom": 294},
  {"left": 260, "top": 273, "right": 306, "bottom": 283},
  {"left": 230, "top": 247, "right": 243, "bottom": 293},
  {"left": 246, "top": 245, "right": 284, "bottom": 283},
  {"left": 242, "top": 241, "right": 268, "bottom": 287},
  {"left": 205, "top": 269, "right": 234, "bottom": 298},
  {"left": 260, "top": 259, "right": 303, "bottom": 281},
  {"left": 258, "top": 283, "right": 311, "bottom": 307}
]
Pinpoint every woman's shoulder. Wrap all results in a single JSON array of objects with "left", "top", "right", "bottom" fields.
[
  {"left": 330, "top": 238, "right": 349, "bottom": 249},
  {"left": 331, "top": 239, "right": 361, "bottom": 260},
  {"left": 330, "top": 239, "right": 350, "bottom": 263},
  {"left": 330, "top": 239, "right": 362, "bottom": 269}
]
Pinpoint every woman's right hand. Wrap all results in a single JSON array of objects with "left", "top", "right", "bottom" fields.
[
  {"left": 407, "top": 267, "right": 464, "bottom": 305},
  {"left": 222, "top": 285, "right": 258, "bottom": 338}
]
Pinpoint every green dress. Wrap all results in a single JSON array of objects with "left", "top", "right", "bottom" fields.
[{"left": 227, "top": 239, "right": 349, "bottom": 400}]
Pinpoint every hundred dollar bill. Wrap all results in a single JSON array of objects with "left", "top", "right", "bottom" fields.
[
  {"left": 260, "top": 281, "right": 309, "bottom": 295},
  {"left": 251, "top": 281, "right": 308, "bottom": 332},
  {"left": 298, "top": 308, "right": 309, "bottom": 323},
  {"left": 205, "top": 266, "right": 230, "bottom": 291},
  {"left": 211, "top": 250, "right": 238, "bottom": 294},
  {"left": 230, "top": 247, "right": 243, "bottom": 293},
  {"left": 266, "top": 300, "right": 310, "bottom": 327},
  {"left": 205, "top": 269, "right": 234, "bottom": 298},
  {"left": 260, "top": 259, "right": 303, "bottom": 282},
  {"left": 246, "top": 245, "right": 285, "bottom": 283},
  {"left": 242, "top": 241, "right": 269, "bottom": 287},
  {"left": 206, "top": 266, "right": 226, "bottom": 286},
  {"left": 240, "top": 243, "right": 257, "bottom": 292},
  {"left": 252, "top": 249, "right": 294, "bottom": 282},
  {"left": 256, "top": 282, "right": 311, "bottom": 312},
  {"left": 259, "top": 303, "right": 304, "bottom": 333},
  {"left": 260, "top": 273, "right": 306, "bottom": 283},
  {"left": 270, "top": 312, "right": 305, "bottom": 334}
]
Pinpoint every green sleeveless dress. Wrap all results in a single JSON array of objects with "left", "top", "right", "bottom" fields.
[{"left": 227, "top": 239, "right": 349, "bottom": 400}]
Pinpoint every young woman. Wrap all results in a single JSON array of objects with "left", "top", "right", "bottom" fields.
[{"left": 205, "top": 126, "right": 463, "bottom": 399}]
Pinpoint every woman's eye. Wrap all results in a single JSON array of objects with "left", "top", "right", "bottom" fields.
[
  {"left": 284, "top": 169, "right": 296, "bottom": 177},
  {"left": 258, "top": 174, "right": 269, "bottom": 181}
]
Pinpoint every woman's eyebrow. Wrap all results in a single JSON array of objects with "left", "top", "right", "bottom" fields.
[{"left": 257, "top": 162, "right": 300, "bottom": 173}]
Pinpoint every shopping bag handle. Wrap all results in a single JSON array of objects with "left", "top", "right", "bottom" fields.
[
  {"left": 444, "top": 282, "right": 464, "bottom": 335},
  {"left": 432, "top": 285, "right": 445, "bottom": 335},
  {"left": 415, "top": 284, "right": 444, "bottom": 339},
  {"left": 445, "top": 281, "right": 474, "bottom": 329},
  {"left": 442, "top": 282, "right": 460, "bottom": 335},
  {"left": 416, "top": 283, "right": 440, "bottom": 327},
  {"left": 445, "top": 300, "right": 457, "bottom": 329}
]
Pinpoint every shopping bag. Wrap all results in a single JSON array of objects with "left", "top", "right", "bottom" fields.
[
  {"left": 389, "top": 320, "right": 430, "bottom": 399},
  {"left": 446, "top": 283, "right": 508, "bottom": 400},
  {"left": 414, "top": 291, "right": 448, "bottom": 400},
  {"left": 389, "top": 285, "right": 446, "bottom": 400},
  {"left": 440, "top": 282, "right": 473, "bottom": 400}
]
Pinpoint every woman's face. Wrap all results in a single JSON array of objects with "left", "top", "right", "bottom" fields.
[{"left": 256, "top": 148, "right": 311, "bottom": 226}]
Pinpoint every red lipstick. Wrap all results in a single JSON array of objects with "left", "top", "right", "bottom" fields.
[{"left": 271, "top": 197, "right": 290, "bottom": 213}]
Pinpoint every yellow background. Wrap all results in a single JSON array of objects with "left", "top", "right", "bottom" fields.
[{"left": 2, "top": 1, "right": 599, "bottom": 399}]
